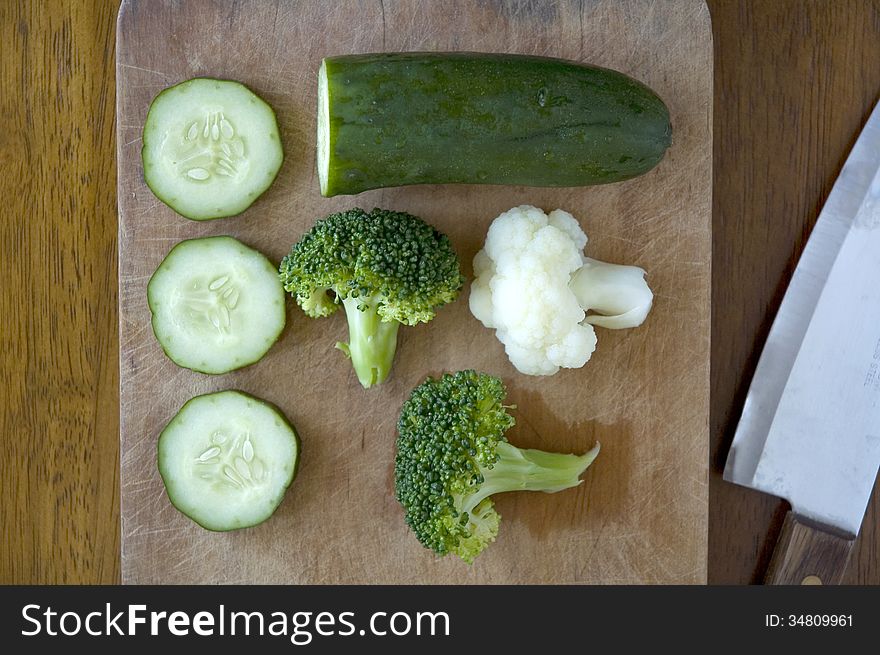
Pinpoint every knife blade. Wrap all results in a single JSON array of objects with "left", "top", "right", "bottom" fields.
[{"left": 724, "top": 100, "right": 880, "bottom": 584}]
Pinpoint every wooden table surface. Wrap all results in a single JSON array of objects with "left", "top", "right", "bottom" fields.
[{"left": 1, "top": 0, "right": 878, "bottom": 584}]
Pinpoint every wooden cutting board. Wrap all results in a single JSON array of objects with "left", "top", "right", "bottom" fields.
[{"left": 116, "top": 0, "right": 711, "bottom": 584}]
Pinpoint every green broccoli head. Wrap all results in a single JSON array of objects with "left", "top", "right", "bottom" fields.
[
  {"left": 279, "top": 208, "right": 464, "bottom": 387},
  {"left": 394, "top": 370, "right": 600, "bottom": 563}
]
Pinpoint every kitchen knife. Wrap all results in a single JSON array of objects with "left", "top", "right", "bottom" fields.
[{"left": 724, "top": 100, "right": 880, "bottom": 585}]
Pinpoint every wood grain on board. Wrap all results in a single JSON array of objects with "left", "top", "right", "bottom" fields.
[{"left": 115, "top": 0, "right": 711, "bottom": 583}]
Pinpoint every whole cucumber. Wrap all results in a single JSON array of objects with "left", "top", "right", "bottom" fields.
[{"left": 317, "top": 52, "right": 672, "bottom": 197}]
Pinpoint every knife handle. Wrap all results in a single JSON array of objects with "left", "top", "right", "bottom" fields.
[{"left": 764, "top": 511, "right": 855, "bottom": 585}]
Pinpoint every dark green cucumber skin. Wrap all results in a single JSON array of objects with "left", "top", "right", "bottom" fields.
[{"left": 322, "top": 52, "right": 672, "bottom": 197}]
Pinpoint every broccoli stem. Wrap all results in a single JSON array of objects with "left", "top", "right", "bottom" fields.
[
  {"left": 462, "top": 441, "right": 600, "bottom": 514},
  {"left": 337, "top": 295, "right": 401, "bottom": 388}
]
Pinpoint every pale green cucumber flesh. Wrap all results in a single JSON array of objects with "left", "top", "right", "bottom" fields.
[
  {"left": 147, "top": 236, "right": 286, "bottom": 374},
  {"left": 317, "top": 52, "right": 672, "bottom": 197},
  {"left": 158, "top": 390, "right": 299, "bottom": 531},
  {"left": 142, "top": 77, "right": 283, "bottom": 220}
]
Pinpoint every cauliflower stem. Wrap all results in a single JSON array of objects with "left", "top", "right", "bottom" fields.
[{"left": 336, "top": 295, "right": 401, "bottom": 388}]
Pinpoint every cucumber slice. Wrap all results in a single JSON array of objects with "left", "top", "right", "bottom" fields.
[
  {"left": 142, "top": 77, "right": 283, "bottom": 220},
  {"left": 148, "top": 236, "right": 286, "bottom": 374},
  {"left": 158, "top": 390, "right": 300, "bottom": 531}
]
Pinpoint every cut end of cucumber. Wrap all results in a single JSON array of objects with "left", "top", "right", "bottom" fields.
[{"left": 317, "top": 60, "right": 330, "bottom": 197}]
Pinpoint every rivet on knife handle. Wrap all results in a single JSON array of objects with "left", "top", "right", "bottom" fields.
[{"left": 764, "top": 511, "right": 855, "bottom": 585}]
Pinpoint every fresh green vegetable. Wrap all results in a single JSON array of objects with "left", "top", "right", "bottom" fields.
[
  {"left": 158, "top": 390, "right": 299, "bottom": 531},
  {"left": 279, "top": 208, "right": 464, "bottom": 388},
  {"left": 142, "top": 77, "right": 283, "bottom": 220},
  {"left": 469, "top": 205, "right": 653, "bottom": 376},
  {"left": 317, "top": 52, "right": 671, "bottom": 196},
  {"left": 148, "top": 235, "right": 286, "bottom": 374},
  {"left": 394, "top": 370, "right": 599, "bottom": 563}
]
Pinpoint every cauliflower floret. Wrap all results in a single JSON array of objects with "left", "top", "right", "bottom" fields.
[
  {"left": 468, "top": 249, "right": 496, "bottom": 327},
  {"left": 469, "top": 205, "right": 653, "bottom": 376},
  {"left": 547, "top": 208, "right": 588, "bottom": 251}
]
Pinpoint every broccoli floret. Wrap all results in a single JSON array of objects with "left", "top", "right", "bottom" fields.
[
  {"left": 394, "top": 370, "right": 600, "bottom": 563},
  {"left": 279, "top": 208, "right": 464, "bottom": 388}
]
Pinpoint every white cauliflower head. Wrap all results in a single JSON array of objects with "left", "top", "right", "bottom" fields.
[{"left": 469, "top": 205, "right": 653, "bottom": 376}]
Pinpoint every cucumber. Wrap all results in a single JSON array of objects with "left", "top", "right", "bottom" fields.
[
  {"left": 147, "top": 236, "right": 286, "bottom": 374},
  {"left": 317, "top": 53, "right": 672, "bottom": 197},
  {"left": 158, "top": 390, "right": 299, "bottom": 531},
  {"left": 142, "top": 78, "right": 283, "bottom": 220}
]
